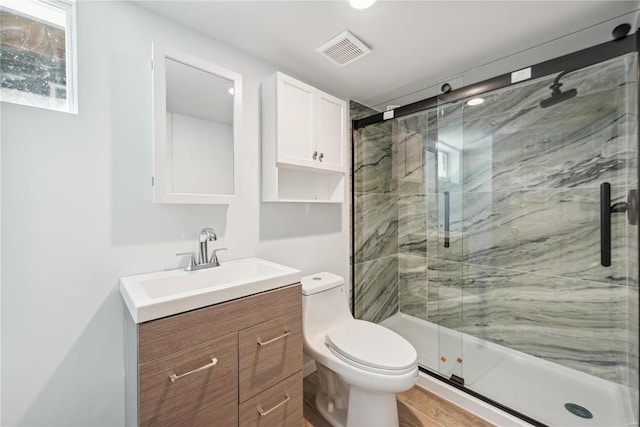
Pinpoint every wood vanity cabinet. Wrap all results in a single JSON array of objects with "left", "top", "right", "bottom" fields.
[{"left": 125, "top": 284, "right": 303, "bottom": 426}]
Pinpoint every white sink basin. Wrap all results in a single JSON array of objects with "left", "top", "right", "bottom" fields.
[{"left": 120, "top": 257, "right": 301, "bottom": 323}]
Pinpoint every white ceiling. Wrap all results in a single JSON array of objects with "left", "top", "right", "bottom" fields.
[{"left": 137, "top": 1, "right": 640, "bottom": 109}]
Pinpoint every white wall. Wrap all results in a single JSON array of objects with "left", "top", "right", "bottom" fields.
[{"left": 0, "top": 1, "right": 349, "bottom": 425}]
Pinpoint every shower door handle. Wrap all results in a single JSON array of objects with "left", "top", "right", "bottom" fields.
[
  {"left": 600, "top": 182, "right": 638, "bottom": 267},
  {"left": 601, "top": 183, "right": 612, "bottom": 267},
  {"left": 444, "top": 191, "right": 450, "bottom": 248}
]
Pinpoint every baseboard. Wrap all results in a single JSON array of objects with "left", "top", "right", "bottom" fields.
[{"left": 303, "top": 354, "right": 317, "bottom": 377}]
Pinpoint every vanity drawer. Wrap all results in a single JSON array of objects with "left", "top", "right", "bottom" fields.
[
  {"left": 139, "top": 284, "right": 301, "bottom": 364},
  {"left": 239, "top": 310, "right": 302, "bottom": 402},
  {"left": 139, "top": 333, "right": 238, "bottom": 427},
  {"left": 239, "top": 371, "right": 303, "bottom": 427}
]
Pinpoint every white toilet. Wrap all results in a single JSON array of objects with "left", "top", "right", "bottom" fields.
[{"left": 301, "top": 272, "right": 418, "bottom": 427}]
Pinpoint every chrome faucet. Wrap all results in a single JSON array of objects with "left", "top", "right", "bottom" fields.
[
  {"left": 199, "top": 227, "right": 217, "bottom": 264},
  {"left": 176, "top": 227, "right": 227, "bottom": 271}
]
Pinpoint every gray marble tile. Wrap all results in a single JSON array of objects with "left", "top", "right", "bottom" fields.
[
  {"left": 421, "top": 257, "right": 634, "bottom": 384},
  {"left": 350, "top": 100, "right": 379, "bottom": 121},
  {"left": 425, "top": 130, "right": 439, "bottom": 193},
  {"left": 390, "top": 120, "right": 399, "bottom": 194},
  {"left": 398, "top": 254, "right": 428, "bottom": 320},
  {"left": 353, "top": 121, "right": 397, "bottom": 194},
  {"left": 462, "top": 85, "right": 636, "bottom": 193},
  {"left": 354, "top": 255, "right": 398, "bottom": 323},
  {"left": 396, "top": 129, "right": 426, "bottom": 195},
  {"left": 354, "top": 193, "right": 398, "bottom": 263},
  {"left": 426, "top": 194, "right": 439, "bottom": 259},
  {"left": 457, "top": 263, "right": 631, "bottom": 384},
  {"left": 397, "top": 111, "right": 428, "bottom": 134},
  {"left": 437, "top": 101, "right": 464, "bottom": 130},
  {"left": 398, "top": 194, "right": 427, "bottom": 257},
  {"left": 443, "top": 54, "right": 635, "bottom": 127},
  {"left": 425, "top": 257, "right": 464, "bottom": 327},
  {"left": 628, "top": 197, "right": 639, "bottom": 387},
  {"left": 395, "top": 126, "right": 439, "bottom": 196},
  {"left": 462, "top": 189, "right": 636, "bottom": 287},
  {"left": 628, "top": 288, "right": 639, "bottom": 388},
  {"left": 426, "top": 109, "right": 438, "bottom": 130},
  {"left": 412, "top": 59, "right": 638, "bottom": 196},
  {"left": 624, "top": 80, "right": 639, "bottom": 188}
]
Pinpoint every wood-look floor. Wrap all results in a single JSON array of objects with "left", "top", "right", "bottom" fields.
[{"left": 302, "top": 372, "right": 495, "bottom": 427}]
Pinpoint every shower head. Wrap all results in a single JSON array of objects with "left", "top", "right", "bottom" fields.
[
  {"left": 539, "top": 70, "right": 578, "bottom": 109},
  {"left": 539, "top": 87, "right": 577, "bottom": 108}
]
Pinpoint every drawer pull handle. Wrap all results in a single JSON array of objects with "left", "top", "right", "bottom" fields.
[
  {"left": 258, "top": 394, "right": 290, "bottom": 416},
  {"left": 258, "top": 330, "right": 290, "bottom": 346},
  {"left": 169, "top": 358, "right": 217, "bottom": 382}
]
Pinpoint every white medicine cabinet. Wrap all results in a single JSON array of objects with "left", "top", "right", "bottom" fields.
[
  {"left": 262, "top": 72, "right": 347, "bottom": 203},
  {"left": 152, "top": 43, "right": 242, "bottom": 204}
]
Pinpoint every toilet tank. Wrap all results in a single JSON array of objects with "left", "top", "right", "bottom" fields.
[{"left": 301, "top": 272, "right": 353, "bottom": 339}]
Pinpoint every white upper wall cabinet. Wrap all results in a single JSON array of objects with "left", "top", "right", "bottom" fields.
[
  {"left": 262, "top": 72, "right": 347, "bottom": 203},
  {"left": 315, "top": 90, "right": 346, "bottom": 172},
  {"left": 276, "top": 76, "right": 317, "bottom": 169},
  {"left": 266, "top": 72, "right": 347, "bottom": 172}
]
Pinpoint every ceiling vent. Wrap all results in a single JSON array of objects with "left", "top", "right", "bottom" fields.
[{"left": 316, "top": 31, "right": 371, "bottom": 67}]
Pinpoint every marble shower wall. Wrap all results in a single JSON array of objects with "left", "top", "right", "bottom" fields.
[
  {"left": 394, "top": 54, "right": 639, "bottom": 386},
  {"left": 352, "top": 54, "right": 638, "bottom": 387},
  {"left": 352, "top": 101, "right": 399, "bottom": 323}
]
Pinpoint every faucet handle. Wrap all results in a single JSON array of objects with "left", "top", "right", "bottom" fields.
[
  {"left": 210, "top": 248, "right": 228, "bottom": 266},
  {"left": 176, "top": 252, "right": 197, "bottom": 271}
]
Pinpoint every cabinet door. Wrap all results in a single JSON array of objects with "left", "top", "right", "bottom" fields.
[
  {"left": 139, "top": 334, "right": 238, "bottom": 427},
  {"left": 316, "top": 90, "right": 346, "bottom": 172},
  {"left": 276, "top": 74, "right": 316, "bottom": 168}
]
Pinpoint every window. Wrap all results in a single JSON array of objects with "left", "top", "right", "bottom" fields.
[{"left": 0, "top": 0, "right": 77, "bottom": 113}]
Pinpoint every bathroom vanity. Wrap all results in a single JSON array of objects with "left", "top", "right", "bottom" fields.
[{"left": 120, "top": 258, "right": 303, "bottom": 426}]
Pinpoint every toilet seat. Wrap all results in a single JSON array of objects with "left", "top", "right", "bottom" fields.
[{"left": 325, "top": 320, "right": 417, "bottom": 375}]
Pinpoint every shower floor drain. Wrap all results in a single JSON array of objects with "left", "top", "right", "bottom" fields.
[{"left": 564, "top": 403, "right": 593, "bottom": 419}]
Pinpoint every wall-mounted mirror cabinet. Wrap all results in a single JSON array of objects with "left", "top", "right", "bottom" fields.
[{"left": 152, "top": 43, "right": 242, "bottom": 204}]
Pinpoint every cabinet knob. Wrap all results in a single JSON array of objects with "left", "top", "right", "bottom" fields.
[
  {"left": 319, "top": 152, "right": 324, "bottom": 161},
  {"left": 312, "top": 151, "right": 318, "bottom": 160}
]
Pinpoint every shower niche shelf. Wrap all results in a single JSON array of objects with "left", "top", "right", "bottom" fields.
[{"left": 261, "top": 71, "right": 346, "bottom": 203}]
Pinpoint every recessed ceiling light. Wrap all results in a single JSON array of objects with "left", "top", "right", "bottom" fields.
[
  {"left": 228, "top": 87, "right": 234, "bottom": 95},
  {"left": 467, "top": 97, "right": 484, "bottom": 106},
  {"left": 349, "top": 0, "right": 376, "bottom": 9}
]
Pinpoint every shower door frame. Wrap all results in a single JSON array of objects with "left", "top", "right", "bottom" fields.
[
  {"left": 350, "top": 30, "right": 639, "bottom": 427},
  {"left": 353, "top": 35, "right": 636, "bottom": 130}
]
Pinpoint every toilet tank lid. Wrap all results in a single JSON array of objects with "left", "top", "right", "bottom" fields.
[{"left": 301, "top": 272, "right": 344, "bottom": 295}]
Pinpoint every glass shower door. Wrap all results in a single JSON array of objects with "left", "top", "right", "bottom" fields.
[
  {"left": 455, "top": 53, "right": 639, "bottom": 425},
  {"left": 353, "top": 34, "right": 638, "bottom": 427},
  {"left": 434, "top": 91, "right": 466, "bottom": 384}
]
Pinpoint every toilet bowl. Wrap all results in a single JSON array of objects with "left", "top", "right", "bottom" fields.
[{"left": 301, "top": 272, "right": 418, "bottom": 427}]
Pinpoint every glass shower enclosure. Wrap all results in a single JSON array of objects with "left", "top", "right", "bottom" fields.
[{"left": 352, "top": 32, "right": 639, "bottom": 426}]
